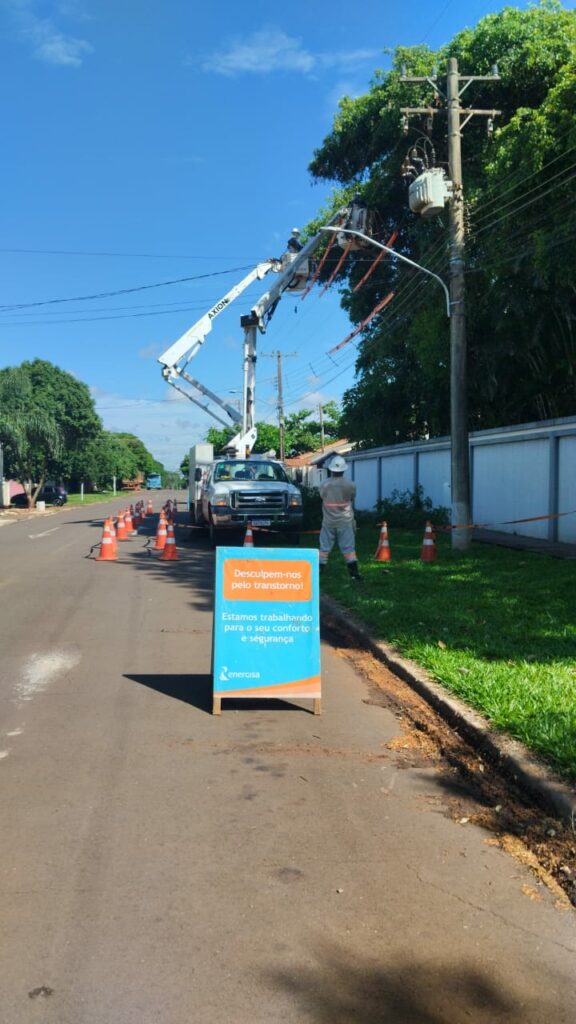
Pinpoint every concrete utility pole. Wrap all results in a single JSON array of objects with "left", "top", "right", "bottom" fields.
[
  {"left": 401, "top": 59, "right": 500, "bottom": 550},
  {"left": 446, "top": 57, "right": 469, "bottom": 551},
  {"left": 261, "top": 352, "right": 297, "bottom": 461},
  {"left": 318, "top": 404, "right": 325, "bottom": 451}
]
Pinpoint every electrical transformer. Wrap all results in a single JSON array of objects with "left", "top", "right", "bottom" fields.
[{"left": 409, "top": 169, "right": 452, "bottom": 218}]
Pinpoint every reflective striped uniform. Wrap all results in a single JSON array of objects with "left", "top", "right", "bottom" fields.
[{"left": 319, "top": 477, "right": 357, "bottom": 565}]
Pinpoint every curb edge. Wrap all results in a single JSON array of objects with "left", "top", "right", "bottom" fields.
[{"left": 320, "top": 593, "right": 576, "bottom": 827}]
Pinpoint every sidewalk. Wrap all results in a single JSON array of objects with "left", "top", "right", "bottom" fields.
[{"left": 473, "top": 528, "right": 576, "bottom": 559}]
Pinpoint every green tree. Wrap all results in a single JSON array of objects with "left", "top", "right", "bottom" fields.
[
  {"left": 22, "top": 359, "right": 101, "bottom": 479},
  {"left": 0, "top": 368, "right": 64, "bottom": 506},
  {"left": 307, "top": 1, "right": 576, "bottom": 444},
  {"left": 114, "top": 433, "right": 163, "bottom": 478},
  {"left": 76, "top": 431, "right": 140, "bottom": 489},
  {"left": 205, "top": 404, "right": 342, "bottom": 458},
  {"left": 0, "top": 370, "right": 63, "bottom": 509}
]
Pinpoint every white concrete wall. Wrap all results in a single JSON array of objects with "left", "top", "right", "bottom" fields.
[
  {"left": 345, "top": 418, "right": 576, "bottom": 544},
  {"left": 380, "top": 455, "right": 414, "bottom": 498},
  {"left": 558, "top": 436, "right": 576, "bottom": 543},
  {"left": 419, "top": 451, "right": 451, "bottom": 511},
  {"left": 473, "top": 440, "right": 549, "bottom": 539},
  {"left": 352, "top": 459, "right": 378, "bottom": 511}
]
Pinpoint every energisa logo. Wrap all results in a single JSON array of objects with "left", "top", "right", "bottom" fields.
[
  {"left": 219, "top": 666, "right": 260, "bottom": 682},
  {"left": 208, "top": 298, "right": 230, "bottom": 319}
]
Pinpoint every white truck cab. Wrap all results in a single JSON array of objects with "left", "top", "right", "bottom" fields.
[{"left": 195, "top": 454, "right": 303, "bottom": 547}]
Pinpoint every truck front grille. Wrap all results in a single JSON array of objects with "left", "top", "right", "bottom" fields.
[{"left": 232, "top": 491, "right": 286, "bottom": 514}]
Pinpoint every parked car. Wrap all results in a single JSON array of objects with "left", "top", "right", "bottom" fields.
[
  {"left": 10, "top": 483, "right": 68, "bottom": 507},
  {"left": 41, "top": 483, "right": 68, "bottom": 506}
]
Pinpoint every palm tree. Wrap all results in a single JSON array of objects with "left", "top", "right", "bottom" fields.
[{"left": 0, "top": 411, "right": 63, "bottom": 508}]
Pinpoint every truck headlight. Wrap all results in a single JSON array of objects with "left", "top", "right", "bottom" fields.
[
  {"left": 288, "top": 495, "right": 302, "bottom": 507},
  {"left": 213, "top": 496, "right": 229, "bottom": 507}
]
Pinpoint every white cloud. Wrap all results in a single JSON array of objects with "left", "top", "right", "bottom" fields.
[
  {"left": 138, "top": 343, "right": 164, "bottom": 360},
  {"left": 91, "top": 388, "right": 207, "bottom": 469},
  {"left": 199, "top": 28, "right": 378, "bottom": 78},
  {"left": 325, "top": 79, "right": 365, "bottom": 113},
  {"left": 3, "top": 0, "right": 92, "bottom": 66}
]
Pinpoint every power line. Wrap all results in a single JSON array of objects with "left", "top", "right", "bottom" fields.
[
  {"left": 474, "top": 170, "right": 576, "bottom": 237},
  {"left": 469, "top": 140, "right": 576, "bottom": 217},
  {"left": 471, "top": 162, "right": 576, "bottom": 229},
  {"left": 0, "top": 247, "right": 260, "bottom": 260},
  {"left": 0, "top": 264, "right": 254, "bottom": 312}
]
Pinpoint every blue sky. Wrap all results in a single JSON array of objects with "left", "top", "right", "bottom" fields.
[{"left": 0, "top": 0, "right": 562, "bottom": 468}]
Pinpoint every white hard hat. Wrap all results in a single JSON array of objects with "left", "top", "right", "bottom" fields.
[{"left": 329, "top": 455, "right": 347, "bottom": 473}]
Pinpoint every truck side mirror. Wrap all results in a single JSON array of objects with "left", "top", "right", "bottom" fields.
[{"left": 194, "top": 468, "right": 202, "bottom": 482}]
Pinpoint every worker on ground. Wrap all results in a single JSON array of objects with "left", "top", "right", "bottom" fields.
[{"left": 319, "top": 455, "right": 362, "bottom": 582}]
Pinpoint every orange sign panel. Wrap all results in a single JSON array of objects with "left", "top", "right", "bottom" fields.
[{"left": 223, "top": 559, "right": 312, "bottom": 603}]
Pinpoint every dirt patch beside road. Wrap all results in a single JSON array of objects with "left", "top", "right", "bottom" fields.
[{"left": 322, "top": 615, "right": 576, "bottom": 910}]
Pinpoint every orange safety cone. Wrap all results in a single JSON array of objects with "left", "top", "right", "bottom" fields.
[
  {"left": 243, "top": 522, "right": 254, "bottom": 547},
  {"left": 146, "top": 499, "right": 154, "bottom": 517},
  {"left": 124, "top": 507, "right": 136, "bottom": 536},
  {"left": 420, "top": 521, "right": 436, "bottom": 563},
  {"left": 374, "top": 521, "right": 392, "bottom": 562},
  {"left": 161, "top": 522, "right": 178, "bottom": 560},
  {"left": 108, "top": 517, "right": 118, "bottom": 558},
  {"left": 96, "top": 519, "right": 117, "bottom": 562},
  {"left": 116, "top": 512, "right": 128, "bottom": 542},
  {"left": 154, "top": 516, "right": 168, "bottom": 551}
]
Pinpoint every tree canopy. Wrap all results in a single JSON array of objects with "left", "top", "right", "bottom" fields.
[
  {"left": 0, "top": 359, "right": 166, "bottom": 501},
  {"left": 307, "top": 1, "right": 576, "bottom": 446},
  {"left": 0, "top": 360, "right": 99, "bottom": 504},
  {"left": 204, "top": 403, "right": 342, "bottom": 458}
]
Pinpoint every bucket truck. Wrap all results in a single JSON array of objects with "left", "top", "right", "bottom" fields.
[{"left": 157, "top": 196, "right": 371, "bottom": 460}]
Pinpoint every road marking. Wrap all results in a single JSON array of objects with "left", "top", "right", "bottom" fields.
[
  {"left": 28, "top": 527, "right": 60, "bottom": 539},
  {"left": 0, "top": 751, "right": 9, "bottom": 760},
  {"left": 7, "top": 728, "right": 23, "bottom": 737},
  {"left": 17, "top": 650, "right": 80, "bottom": 702}
]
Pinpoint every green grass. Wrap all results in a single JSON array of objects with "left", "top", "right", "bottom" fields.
[
  {"left": 66, "top": 491, "right": 118, "bottom": 506},
  {"left": 303, "top": 527, "right": 576, "bottom": 781}
]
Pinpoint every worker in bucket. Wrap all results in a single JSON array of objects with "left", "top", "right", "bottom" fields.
[{"left": 319, "top": 455, "right": 362, "bottom": 582}]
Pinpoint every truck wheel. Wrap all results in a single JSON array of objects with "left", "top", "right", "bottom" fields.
[{"left": 209, "top": 518, "right": 223, "bottom": 549}]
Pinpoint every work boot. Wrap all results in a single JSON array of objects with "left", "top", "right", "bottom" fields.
[{"left": 346, "top": 561, "right": 362, "bottom": 582}]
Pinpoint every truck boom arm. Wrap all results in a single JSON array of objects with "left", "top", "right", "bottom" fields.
[{"left": 157, "top": 260, "right": 280, "bottom": 427}]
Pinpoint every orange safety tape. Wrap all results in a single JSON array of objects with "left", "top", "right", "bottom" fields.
[
  {"left": 177, "top": 523, "right": 322, "bottom": 535},
  {"left": 436, "top": 508, "right": 576, "bottom": 531}
]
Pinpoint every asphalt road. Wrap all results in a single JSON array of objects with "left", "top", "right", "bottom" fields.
[{"left": 1, "top": 495, "right": 575, "bottom": 1024}]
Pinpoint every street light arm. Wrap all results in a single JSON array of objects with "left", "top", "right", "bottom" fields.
[{"left": 319, "top": 226, "right": 451, "bottom": 317}]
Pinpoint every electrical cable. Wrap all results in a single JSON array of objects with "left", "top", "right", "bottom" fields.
[
  {"left": 0, "top": 247, "right": 260, "bottom": 260},
  {"left": 469, "top": 140, "right": 576, "bottom": 217},
  {"left": 471, "top": 162, "right": 576, "bottom": 229},
  {"left": 0, "top": 264, "right": 255, "bottom": 312},
  {"left": 473, "top": 171, "right": 576, "bottom": 237}
]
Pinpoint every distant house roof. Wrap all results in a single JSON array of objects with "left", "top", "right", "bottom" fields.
[{"left": 285, "top": 439, "right": 353, "bottom": 469}]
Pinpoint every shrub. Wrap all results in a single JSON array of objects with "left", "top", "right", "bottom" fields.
[{"left": 375, "top": 486, "right": 449, "bottom": 529}]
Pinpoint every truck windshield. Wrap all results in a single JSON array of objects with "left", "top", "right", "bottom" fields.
[{"left": 214, "top": 461, "right": 288, "bottom": 483}]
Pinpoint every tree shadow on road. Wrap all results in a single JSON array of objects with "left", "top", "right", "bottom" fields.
[{"left": 266, "top": 942, "right": 572, "bottom": 1023}]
